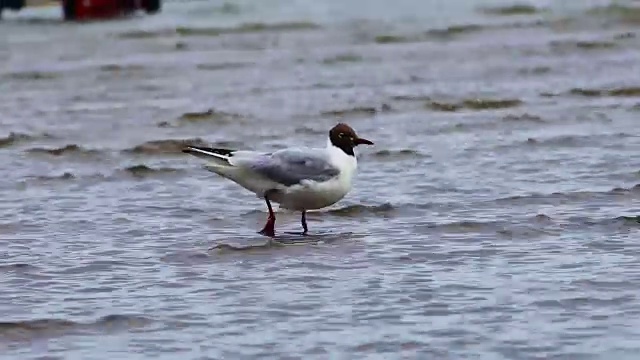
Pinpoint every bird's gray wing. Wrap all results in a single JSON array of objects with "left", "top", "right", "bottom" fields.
[{"left": 232, "top": 148, "right": 340, "bottom": 187}]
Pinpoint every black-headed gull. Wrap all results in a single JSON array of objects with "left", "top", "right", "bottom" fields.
[{"left": 182, "top": 123, "right": 374, "bottom": 237}]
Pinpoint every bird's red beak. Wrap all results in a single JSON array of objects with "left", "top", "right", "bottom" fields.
[{"left": 355, "top": 137, "right": 374, "bottom": 146}]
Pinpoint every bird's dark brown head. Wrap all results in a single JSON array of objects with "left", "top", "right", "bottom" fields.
[{"left": 329, "top": 123, "right": 374, "bottom": 156}]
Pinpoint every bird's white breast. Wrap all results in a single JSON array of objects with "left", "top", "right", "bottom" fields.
[{"left": 278, "top": 142, "right": 358, "bottom": 211}]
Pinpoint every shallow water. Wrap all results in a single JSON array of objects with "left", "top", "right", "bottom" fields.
[{"left": 1, "top": 0, "right": 640, "bottom": 358}]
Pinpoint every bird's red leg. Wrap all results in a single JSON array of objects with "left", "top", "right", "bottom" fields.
[{"left": 258, "top": 196, "right": 276, "bottom": 237}]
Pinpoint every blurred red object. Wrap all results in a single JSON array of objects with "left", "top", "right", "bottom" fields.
[
  {"left": 63, "top": 0, "right": 160, "bottom": 20},
  {"left": 0, "top": 0, "right": 161, "bottom": 20}
]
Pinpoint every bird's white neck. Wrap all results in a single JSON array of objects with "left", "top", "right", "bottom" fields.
[{"left": 326, "top": 138, "right": 358, "bottom": 171}]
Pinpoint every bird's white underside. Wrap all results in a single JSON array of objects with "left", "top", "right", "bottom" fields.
[{"left": 199, "top": 139, "right": 358, "bottom": 211}]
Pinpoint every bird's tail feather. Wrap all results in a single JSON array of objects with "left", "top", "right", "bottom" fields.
[{"left": 182, "top": 146, "right": 235, "bottom": 165}]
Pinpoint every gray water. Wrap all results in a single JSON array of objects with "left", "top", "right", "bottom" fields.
[{"left": 1, "top": 0, "right": 640, "bottom": 359}]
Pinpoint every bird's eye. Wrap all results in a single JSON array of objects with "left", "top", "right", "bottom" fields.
[{"left": 338, "top": 133, "right": 344, "bottom": 138}]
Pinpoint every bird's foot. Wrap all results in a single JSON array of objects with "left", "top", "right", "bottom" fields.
[
  {"left": 258, "top": 228, "right": 276, "bottom": 237},
  {"left": 258, "top": 217, "right": 276, "bottom": 237}
]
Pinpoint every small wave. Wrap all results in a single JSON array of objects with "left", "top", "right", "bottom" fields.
[
  {"left": 373, "top": 24, "right": 500, "bottom": 44},
  {"left": 611, "top": 183, "right": 640, "bottom": 193},
  {"left": 375, "top": 24, "right": 486, "bottom": 44},
  {"left": 208, "top": 238, "right": 335, "bottom": 253},
  {"left": 241, "top": 209, "right": 267, "bottom": 216},
  {"left": 419, "top": 214, "right": 561, "bottom": 237},
  {"left": 294, "top": 126, "right": 324, "bottom": 135},
  {"left": 374, "top": 34, "right": 414, "bottom": 44},
  {"left": 419, "top": 213, "right": 638, "bottom": 235},
  {"left": 118, "top": 29, "right": 169, "bottom": 39},
  {"left": 369, "top": 149, "right": 426, "bottom": 159},
  {"left": 156, "top": 121, "right": 173, "bottom": 128},
  {"left": 375, "top": 21, "right": 546, "bottom": 44},
  {"left": 208, "top": 231, "right": 356, "bottom": 252},
  {"left": 418, "top": 214, "right": 638, "bottom": 236},
  {"left": 445, "top": 121, "right": 497, "bottom": 133},
  {"left": 209, "top": 241, "right": 277, "bottom": 252},
  {"left": 518, "top": 66, "right": 552, "bottom": 76},
  {"left": 568, "top": 215, "right": 640, "bottom": 230},
  {"left": 322, "top": 53, "right": 363, "bottom": 65},
  {"left": 426, "top": 101, "right": 460, "bottom": 112},
  {"left": 208, "top": 239, "right": 314, "bottom": 252},
  {"left": 525, "top": 132, "right": 632, "bottom": 147},
  {"left": 426, "top": 24, "right": 485, "bottom": 39},
  {"left": 573, "top": 41, "right": 617, "bottom": 50},
  {"left": 123, "top": 138, "right": 210, "bottom": 155},
  {"left": 540, "top": 91, "right": 557, "bottom": 98},
  {"left": 552, "top": 185, "right": 639, "bottom": 198},
  {"left": 18, "top": 172, "right": 116, "bottom": 188},
  {"left": 479, "top": 4, "right": 542, "bottom": 16},
  {"left": 534, "top": 214, "right": 553, "bottom": 222},
  {"left": 0, "top": 263, "right": 36, "bottom": 272},
  {"left": 0, "top": 132, "right": 33, "bottom": 148},
  {"left": 427, "top": 98, "right": 522, "bottom": 112},
  {"left": 4, "top": 71, "right": 58, "bottom": 81},
  {"left": 181, "top": 21, "right": 320, "bottom": 35},
  {"left": 175, "top": 41, "right": 188, "bottom": 51},
  {"left": 391, "top": 94, "right": 432, "bottom": 102},
  {"left": 99, "top": 64, "right": 145, "bottom": 72},
  {"left": 26, "top": 144, "right": 100, "bottom": 157},
  {"left": 0, "top": 315, "right": 152, "bottom": 341},
  {"left": 212, "top": 2, "right": 241, "bottom": 14},
  {"left": 550, "top": 40, "right": 617, "bottom": 52},
  {"left": 443, "top": 114, "right": 546, "bottom": 133},
  {"left": 178, "top": 108, "right": 244, "bottom": 124},
  {"left": 615, "top": 215, "right": 640, "bottom": 225},
  {"left": 614, "top": 32, "right": 636, "bottom": 40},
  {"left": 321, "top": 104, "right": 391, "bottom": 117},
  {"left": 0, "top": 17, "right": 62, "bottom": 25},
  {"left": 0, "top": 319, "right": 76, "bottom": 333},
  {"left": 502, "top": 113, "right": 546, "bottom": 123},
  {"left": 327, "top": 203, "right": 395, "bottom": 217},
  {"left": 30, "top": 172, "right": 77, "bottom": 182},
  {"left": 118, "top": 21, "right": 320, "bottom": 39},
  {"left": 570, "top": 86, "right": 640, "bottom": 97},
  {"left": 196, "top": 62, "right": 252, "bottom": 71},
  {"left": 535, "top": 6, "right": 640, "bottom": 33},
  {"left": 24, "top": 165, "right": 185, "bottom": 185},
  {"left": 461, "top": 98, "right": 523, "bottom": 110},
  {"left": 0, "top": 132, "right": 54, "bottom": 148},
  {"left": 586, "top": 4, "right": 640, "bottom": 26},
  {"left": 494, "top": 185, "right": 639, "bottom": 206},
  {"left": 120, "top": 165, "right": 183, "bottom": 178},
  {"left": 422, "top": 219, "right": 505, "bottom": 233}
]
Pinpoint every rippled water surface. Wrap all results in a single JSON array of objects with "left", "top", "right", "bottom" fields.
[{"left": 2, "top": 0, "right": 640, "bottom": 358}]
